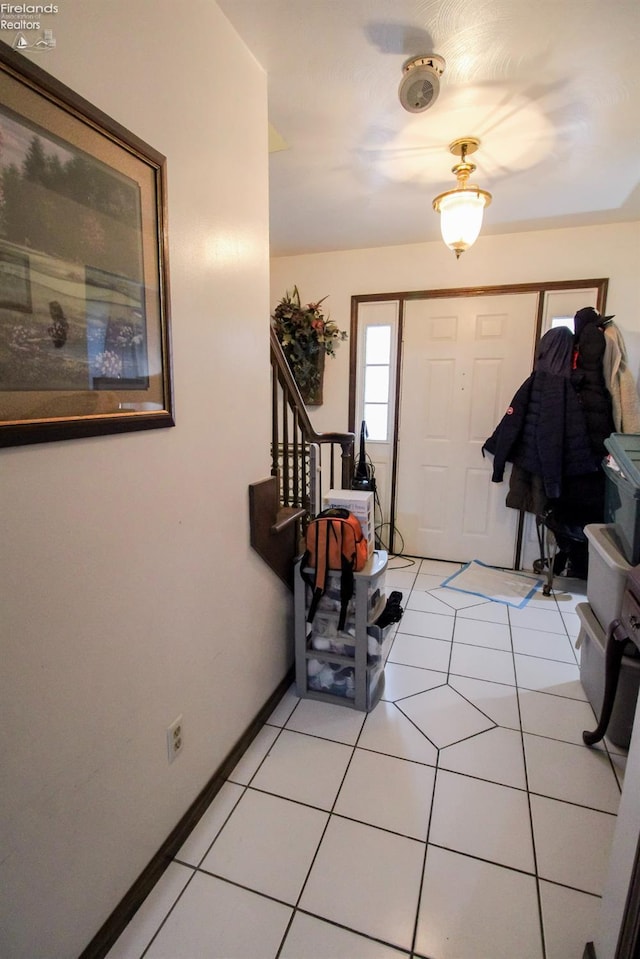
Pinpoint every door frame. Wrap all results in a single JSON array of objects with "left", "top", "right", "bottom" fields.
[{"left": 349, "top": 277, "right": 609, "bottom": 560}]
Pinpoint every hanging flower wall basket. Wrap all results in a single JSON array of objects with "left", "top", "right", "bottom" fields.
[{"left": 271, "top": 286, "right": 347, "bottom": 406}]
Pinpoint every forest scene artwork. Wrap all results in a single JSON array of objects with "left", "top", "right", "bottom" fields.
[
  {"left": 0, "top": 45, "right": 172, "bottom": 446},
  {"left": 0, "top": 105, "right": 147, "bottom": 392}
]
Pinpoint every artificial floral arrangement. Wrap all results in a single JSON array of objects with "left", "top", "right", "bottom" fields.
[{"left": 271, "top": 286, "right": 347, "bottom": 404}]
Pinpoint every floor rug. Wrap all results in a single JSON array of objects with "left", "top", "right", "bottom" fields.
[{"left": 440, "top": 559, "right": 543, "bottom": 608}]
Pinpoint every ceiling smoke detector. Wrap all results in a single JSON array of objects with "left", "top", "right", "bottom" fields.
[{"left": 398, "top": 55, "right": 445, "bottom": 113}]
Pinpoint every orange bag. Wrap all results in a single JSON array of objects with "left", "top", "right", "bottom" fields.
[{"left": 302, "top": 507, "right": 368, "bottom": 630}]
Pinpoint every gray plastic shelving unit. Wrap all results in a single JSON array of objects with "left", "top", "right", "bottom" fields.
[{"left": 294, "top": 549, "right": 390, "bottom": 712}]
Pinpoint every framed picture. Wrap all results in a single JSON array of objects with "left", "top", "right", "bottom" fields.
[{"left": 0, "top": 41, "right": 173, "bottom": 446}]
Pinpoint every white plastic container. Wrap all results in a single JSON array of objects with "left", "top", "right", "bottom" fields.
[
  {"left": 577, "top": 601, "right": 640, "bottom": 749},
  {"left": 585, "top": 524, "right": 632, "bottom": 632},
  {"left": 323, "top": 488, "right": 375, "bottom": 557}
]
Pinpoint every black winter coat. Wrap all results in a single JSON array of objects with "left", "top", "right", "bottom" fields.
[
  {"left": 483, "top": 370, "right": 598, "bottom": 499},
  {"left": 572, "top": 313, "right": 615, "bottom": 458},
  {"left": 483, "top": 327, "right": 598, "bottom": 502}
]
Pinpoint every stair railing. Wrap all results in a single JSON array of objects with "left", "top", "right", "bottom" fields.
[{"left": 270, "top": 327, "right": 354, "bottom": 519}]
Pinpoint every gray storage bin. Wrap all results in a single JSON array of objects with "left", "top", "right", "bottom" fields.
[
  {"left": 604, "top": 434, "right": 640, "bottom": 565},
  {"left": 577, "top": 602, "right": 640, "bottom": 750},
  {"left": 307, "top": 658, "right": 384, "bottom": 707},
  {"left": 584, "top": 524, "right": 632, "bottom": 631}
]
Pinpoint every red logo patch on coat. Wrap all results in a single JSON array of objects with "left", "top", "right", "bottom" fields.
[{"left": 506, "top": 406, "right": 514, "bottom": 415}]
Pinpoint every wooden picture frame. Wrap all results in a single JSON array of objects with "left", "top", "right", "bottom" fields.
[{"left": 0, "top": 41, "right": 173, "bottom": 446}]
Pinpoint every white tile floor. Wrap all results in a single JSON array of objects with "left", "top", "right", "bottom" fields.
[{"left": 106, "top": 558, "right": 627, "bottom": 959}]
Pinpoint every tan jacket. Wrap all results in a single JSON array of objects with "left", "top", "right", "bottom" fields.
[{"left": 603, "top": 322, "right": 640, "bottom": 434}]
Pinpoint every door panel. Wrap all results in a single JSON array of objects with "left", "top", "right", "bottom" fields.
[{"left": 395, "top": 293, "right": 538, "bottom": 566}]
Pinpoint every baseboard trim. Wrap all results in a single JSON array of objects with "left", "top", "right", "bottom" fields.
[
  {"left": 583, "top": 942, "right": 597, "bottom": 959},
  {"left": 79, "top": 666, "right": 295, "bottom": 959}
]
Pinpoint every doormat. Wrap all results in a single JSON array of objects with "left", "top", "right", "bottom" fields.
[{"left": 440, "top": 560, "right": 543, "bottom": 608}]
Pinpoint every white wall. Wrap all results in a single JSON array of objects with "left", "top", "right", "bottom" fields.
[
  {"left": 597, "top": 699, "right": 640, "bottom": 958},
  {"left": 0, "top": 4, "right": 291, "bottom": 958},
  {"left": 271, "top": 221, "right": 640, "bottom": 434}
]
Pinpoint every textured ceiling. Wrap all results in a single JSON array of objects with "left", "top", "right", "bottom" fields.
[{"left": 217, "top": 0, "right": 640, "bottom": 256}]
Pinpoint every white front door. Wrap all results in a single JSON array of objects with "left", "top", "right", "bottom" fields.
[{"left": 394, "top": 293, "right": 538, "bottom": 566}]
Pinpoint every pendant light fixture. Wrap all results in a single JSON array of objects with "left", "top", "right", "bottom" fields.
[{"left": 433, "top": 138, "right": 492, "bottom": 258}]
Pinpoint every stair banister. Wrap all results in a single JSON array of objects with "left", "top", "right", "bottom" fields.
[
  {"left": 249, "top": 330, "right": 355, "bottom": 587},
  {"left": 269, "top": 327, "right": 354, "bottom": 496}
]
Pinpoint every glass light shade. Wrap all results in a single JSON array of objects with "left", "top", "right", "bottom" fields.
[{"left": 438, "top": 190, "right": 487, "bottom": 255}]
